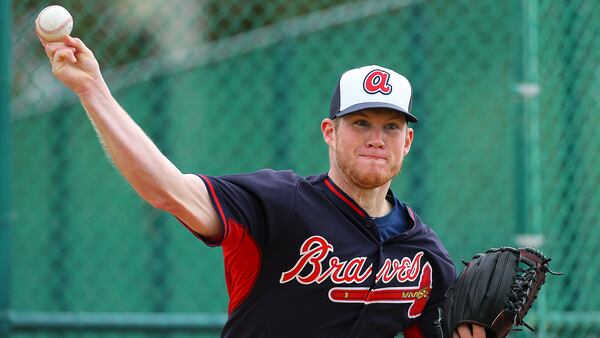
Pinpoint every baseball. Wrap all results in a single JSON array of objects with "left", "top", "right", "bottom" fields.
[{"left": 36, "top": 5, "right": 73, "bottom": 42}]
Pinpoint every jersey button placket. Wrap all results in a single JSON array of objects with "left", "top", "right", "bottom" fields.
[
  {"left": 367, "top": 219, "right": 381, "bottom": 243},
  {"left": 371, "top": 238, "right": 383, "bottom": 289}
]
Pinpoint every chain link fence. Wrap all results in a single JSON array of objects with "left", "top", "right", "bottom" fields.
[{"left": 5, "top": 0, "right": 599, "bottom": 337}]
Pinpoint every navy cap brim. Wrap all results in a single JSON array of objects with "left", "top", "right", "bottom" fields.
[{"left": 333, "top": 102, "right": 418, "bottom": 123}]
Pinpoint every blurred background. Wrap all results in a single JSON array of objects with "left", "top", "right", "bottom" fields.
[{"left": 1, "top": 0, "right": 599, "bottom": 337}]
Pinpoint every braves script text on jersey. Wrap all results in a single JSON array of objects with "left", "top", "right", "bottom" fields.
[{"left": 180, "top": 169, "right": 455, "bottom": 338}]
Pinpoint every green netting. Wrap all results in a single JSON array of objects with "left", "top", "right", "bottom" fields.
[{"left": 7, "top": 0, "right": 600, "bottom": 337}]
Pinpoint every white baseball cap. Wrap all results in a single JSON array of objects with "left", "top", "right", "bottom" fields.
[{"left": 329, "top": 65, "right": 417, "bottom": 123}]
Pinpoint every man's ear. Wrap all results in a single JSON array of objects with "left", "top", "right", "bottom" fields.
[
  {"left": 322, "top": 118, "right": 336, "bottom": 148},
  {"left": 404, "top": 127, "right": 414, "bottom": 157}
]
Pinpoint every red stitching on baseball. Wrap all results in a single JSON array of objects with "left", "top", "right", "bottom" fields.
[{"left": 37, "top": 8, "right": 72, "bottom": 35}]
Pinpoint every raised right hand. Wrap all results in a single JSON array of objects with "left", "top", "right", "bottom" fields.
[{"left": 36, "top": 18, "right": 103, "bottom": 95}]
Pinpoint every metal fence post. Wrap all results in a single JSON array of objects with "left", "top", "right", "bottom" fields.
[
  {"left": 514, "top": 0, "right": 545, "bottom": 336},
  {"left": 0, "top": 0, "right": 13, "bottom": 337}
]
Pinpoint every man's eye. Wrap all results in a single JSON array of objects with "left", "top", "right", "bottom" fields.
[
  {"left": 385, "top": 123, "right": 399, "bottom": 130},
  {"left": 355, "top": 120, "right": 369, "bottom": 127}
]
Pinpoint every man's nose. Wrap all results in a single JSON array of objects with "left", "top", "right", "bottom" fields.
[{"left": 367, "top": 129, "right": 385, "bottom": 148}]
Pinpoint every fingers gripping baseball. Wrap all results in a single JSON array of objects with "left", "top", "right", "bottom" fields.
[
  {"left": 36, "top": 13, "right": 102, "bottom": 95},
  {"left": 52, "top": 47, "right": 76, "bottom": 64},
  {"left": 44, "top": 36, "right": 102, "bottom": 94}
]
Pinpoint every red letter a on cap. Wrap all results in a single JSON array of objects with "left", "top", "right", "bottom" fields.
[{"left": 363, "top": 70, "right": 392, "bottom": 95}]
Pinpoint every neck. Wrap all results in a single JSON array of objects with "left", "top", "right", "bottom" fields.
[{"left": 328, "top": 168, "right": 393, "bottom": 217}]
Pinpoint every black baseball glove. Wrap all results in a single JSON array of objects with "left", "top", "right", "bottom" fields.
[{"left": 443, "top": 247, "right": 561, "bottom": 337}]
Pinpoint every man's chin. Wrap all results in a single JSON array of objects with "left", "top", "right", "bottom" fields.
[{"left": 351, "top": 171, "right": 394, "bottom": 189}]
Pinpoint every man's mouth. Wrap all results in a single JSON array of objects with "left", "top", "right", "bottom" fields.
[{"left": 359, "top": 154, "right": 387, "bottom": 161}]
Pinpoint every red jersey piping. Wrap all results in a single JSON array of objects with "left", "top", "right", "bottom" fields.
[{"left": 324, "top": 178, "right": 366, "bottom": 217}]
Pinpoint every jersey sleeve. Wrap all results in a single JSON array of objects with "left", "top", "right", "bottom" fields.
[{"left": 185, "top": 169, "right": 300, "bottom": 247}]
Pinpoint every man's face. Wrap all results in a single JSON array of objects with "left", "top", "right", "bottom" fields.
[{"left": 323, "top": 109, "right": 414, "bottom": 189}]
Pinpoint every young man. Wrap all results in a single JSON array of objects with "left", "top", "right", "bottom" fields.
[{"left": 38, "top": 29, "right": 486, "bottom": 337}]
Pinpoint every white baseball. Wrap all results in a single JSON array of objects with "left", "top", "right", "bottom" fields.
[{"left": 36, "top": 5, "right": 73, "bottom": 42}]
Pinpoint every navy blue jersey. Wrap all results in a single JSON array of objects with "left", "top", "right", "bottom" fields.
[{"left": 182, "top": 169, "right": 455, "bottom": 338}]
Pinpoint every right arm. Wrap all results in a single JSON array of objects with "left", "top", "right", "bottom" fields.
[{"left": 38, "top": 31, "right": 221, "bottom": 240}]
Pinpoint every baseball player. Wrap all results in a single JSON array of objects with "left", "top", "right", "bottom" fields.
[{"left": 38, "top": 30, "right": 487, "bottom": 337}]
